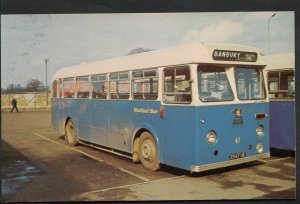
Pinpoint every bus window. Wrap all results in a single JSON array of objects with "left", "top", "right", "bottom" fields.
[
  {"left": 163, "top": 67, "right": 191, "bottom": 103},
  {"left": 198, "top": 66, "right": 234, "bottom": 102},
  {"left": 287, "top": 75, "right": 295, "bottom": 97},
  {"left": 132, "top": 69, "right": 158, "bottom": 100},
  {"left": 91, "top": 74, "right": 107, "bottom": 99},
  {"left": 109, "top": 72, "right": 130, "bottom": 99},
  {"left": 63, "top": 77, "right": 75, "bottom": 98},
  {"left": 52, "top": 80, "right": 57, "bottom": 98},
  {"left": 280, "top": 71, "right": 293, "bottom": 90},
  {"left": 76, "top": 76, "right": 91, "bottom": 99},
  {"left": 57, "top": 79, "right": 62, "bottom": 98},
  {"left": 268, "top": 71, "right": 279, "bottom": 92},
  {"left": 235, "top": 68, "right": 266, "bottom": 100},
  {"left": 268, "top": 70, "right": 294, "bottom": 98}
]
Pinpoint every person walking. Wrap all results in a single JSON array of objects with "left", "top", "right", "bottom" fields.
[{"left": 10, "top": 97, "right": 19, "bottom": 113}]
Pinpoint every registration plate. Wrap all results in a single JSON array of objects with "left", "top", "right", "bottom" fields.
[{"left": 229, "top": 152, "right": 246, "bottom": 160}]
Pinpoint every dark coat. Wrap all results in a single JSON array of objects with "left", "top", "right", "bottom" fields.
[{"left": 12, "top": 98, "right": 17, "bottom": 106}]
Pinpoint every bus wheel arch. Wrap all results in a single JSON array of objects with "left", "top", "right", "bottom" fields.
[
  {"left": 137, "top": 131, "right": 160, "bottom": 171},
  {"left": 64, "top": 117, "right": 79, "bottom": 146}
]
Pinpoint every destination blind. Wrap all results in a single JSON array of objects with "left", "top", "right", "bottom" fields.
[{"left": 213, "top": 50, "right": 257, "bottom": 62}]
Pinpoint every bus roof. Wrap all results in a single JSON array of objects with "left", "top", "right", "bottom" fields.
[
  {"left": 53, "top": 42, "right": 262, "bottom": 80},
  {"left": 263, "top": 53, "right": 295, "bottom": 71}
]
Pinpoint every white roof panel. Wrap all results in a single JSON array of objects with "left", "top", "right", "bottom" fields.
[
  {"left": 263, "top": 53, "right": 295, "bottom": 71},
  {"left": 52, "top": 42, "right": 263, "bottom": 80}
]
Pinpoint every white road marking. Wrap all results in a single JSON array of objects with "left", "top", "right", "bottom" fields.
[
  {"left": 74, "top": 175, "right": 186, "bottom": 200},
  {"left": 3, "top": 133, "right": 27, "bottom": 136},
  {"left": 33, "top": 133, "right": 105, "bottom": 162},
  {"left": 259, "top": 157, "right": 291, "bottom": 163},
  {"left": 32, "top": 133, "right": 150, "bottom": 182},
  {"left": 115, "top": 167, "right": 151, "bottom": 182}
]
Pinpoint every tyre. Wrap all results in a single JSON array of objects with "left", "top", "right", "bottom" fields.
[
  {"left": 138, "top": 132, "right": 160, "bottom": 171},
  {"left": 65, "top": 119, "right": 78, "bottom": 146}
]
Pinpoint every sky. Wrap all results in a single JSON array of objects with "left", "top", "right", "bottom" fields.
[{"left": 1, "top": 12, "right": 295, "bottom": 88}]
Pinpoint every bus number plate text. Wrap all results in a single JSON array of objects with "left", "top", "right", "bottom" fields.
[{"left": 229, "top": 152, "right": 246, "bottom": 160}]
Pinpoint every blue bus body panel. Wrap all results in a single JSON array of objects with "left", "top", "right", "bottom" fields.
[
  {"left": 194, "top": 103, "right": 269, "bottom": 168},
  {"left": 90, "top": 100, "right": 109, "bottom": 147},
  {"left": 51, "top": 98, "right": 75, "bottom": 135},
  {"left": 161, "top": 103, "right": 269, "bottom": 170},
  {"left": 52, "top": 98, "right": 269, "bottom": 171},
  {"left": 160, "top": 106, "right": 196, "bottom": 169},
  {"left": 107, "top": 100, "right": 161, "bottom": 152},
  {"left": 51, "top": 98, "right": 161, "bottom": 153},
  {"left": 269, "top": 100, "right": 295, "bottom": 150}
]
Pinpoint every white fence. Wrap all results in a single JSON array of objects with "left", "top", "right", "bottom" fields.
[{"left": 1, "top": 92, "right": 51, "bottom": 110}]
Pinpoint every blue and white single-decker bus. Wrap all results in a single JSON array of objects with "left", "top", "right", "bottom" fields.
[{"left": 51, "top": 43, "right": 270, "bottom": 172}]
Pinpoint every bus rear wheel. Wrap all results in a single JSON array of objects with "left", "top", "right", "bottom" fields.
[
  {"left": 138, "top": 132, "right": 160, "bottom": 171},
  {"left": 65, "top": 119, "right": 78, "bottom": 146}
]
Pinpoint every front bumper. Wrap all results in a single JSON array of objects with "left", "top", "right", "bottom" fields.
[{"left": 190, "top": 152, "right": 270, "bottom": 173}]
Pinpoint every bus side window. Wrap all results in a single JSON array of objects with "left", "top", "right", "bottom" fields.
[
  {"left": 52, "top": 80, "right": 58, "bottom": 98},
  {"left": 163, "top": 67, "right": 191, "bottom": 103},
  {"left": 76, "top": 76, "right": 91, "bottom": 99},
  {"left": 132, "top": 69, "right": 158, "bottom": 100},
  {"left": 268, "top": 70, "right": 295, "bottom": 98},
  {"left": 63, "top": 77, "right": 75, "bottom": 98},
  {"left": 58, "top": 79, "right": 62, "bottom": 98},
  {"left": 91, "top": 74, "right": 107, "bottom": 99},
  {"left": 109, "top": 72, "right": 130, "bottom": 99}
]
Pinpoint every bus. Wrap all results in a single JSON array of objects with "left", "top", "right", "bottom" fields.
[
  {"left": 51, "top": 43, "right": 270, "bottom": 172},
  {"left": 263, "top": 53, "right": 295, "bottom": 151}
]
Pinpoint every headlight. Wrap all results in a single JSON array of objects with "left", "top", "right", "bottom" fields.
[
  {"left": 256, "top": 143, "right": 264, "bottom": 153},
  {"left": 206, "top": 131, "right": 218, "bottom": 145},
  {"left": 256, "top": 125, "right": 264, "bottom": 137}
]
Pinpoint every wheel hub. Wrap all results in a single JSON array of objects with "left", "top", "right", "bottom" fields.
[{"left": 142, "top": 140, "right": 153, "bottom": 160}]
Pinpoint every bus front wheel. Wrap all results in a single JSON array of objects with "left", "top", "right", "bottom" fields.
[
  {"left": 65, "top": 119, "right": 78, "bottom": 146},
  {"left": 138, "top": 132, "right": 160, "bottom": 171}
]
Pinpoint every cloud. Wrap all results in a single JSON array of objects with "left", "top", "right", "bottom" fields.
[
  {"left": 1, "top": 13, "right": 294, "bottom": 87},
  {"left": 183, "top": 20, "right": 247, "bottom": 43}
]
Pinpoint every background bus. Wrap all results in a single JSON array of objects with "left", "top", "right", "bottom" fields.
[
  {"left": 263, "top": 53, "right": 295, "bottom": 151},
  {"left": 51, "top": 43, "right": 270, "bottom": 172}
]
